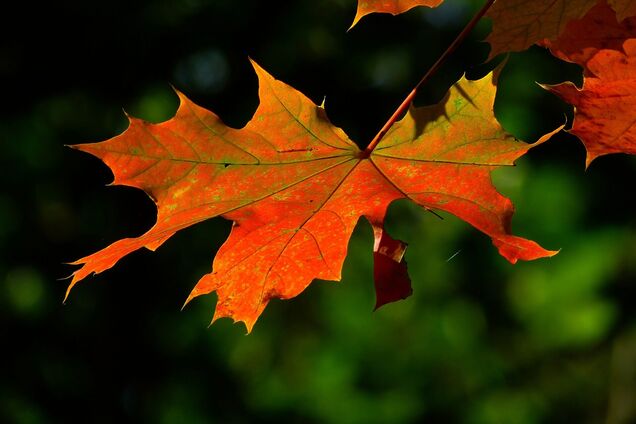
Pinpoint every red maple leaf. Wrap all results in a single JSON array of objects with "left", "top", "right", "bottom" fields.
[
  {"left": 485, "top": 0, "right": 636, "bottom": 58},
  {"left": 540, "top": 0, "right": 636, "bottom": 165},
  {"left": 609, "top": 0, "right": 636, "bottom": 21},
  {"left": 545, "top": 39, "right": 636, "bottom": 166},
  {"left": 69, "top": 61, "right": 558, "bottom": 331},
  {"left": 485, "top": 0, "right": 598, "bottom": 59},
  {"left": 540, "top": 0, "right": 636, "bottom": 73}
]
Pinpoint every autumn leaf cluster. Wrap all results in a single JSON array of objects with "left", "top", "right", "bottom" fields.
[{"left": 69, "top": 0, "right": 636, "bottom": 331}]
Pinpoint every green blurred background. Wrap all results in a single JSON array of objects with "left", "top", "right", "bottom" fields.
[{"left": 2, "top": 0, "right": 635, "bottom": 422}]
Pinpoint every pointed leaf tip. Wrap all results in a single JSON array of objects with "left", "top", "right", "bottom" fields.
[{"left": 350, "top": 0, "right": 445, "bottom": 29}]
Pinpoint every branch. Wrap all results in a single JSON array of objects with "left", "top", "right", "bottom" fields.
[{"left": 361, "top": 0, "right": 496, "bottom": 157}]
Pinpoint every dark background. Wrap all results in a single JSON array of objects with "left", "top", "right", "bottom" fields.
[{"left": 2, "top": 0, "right": 635, "bottom": 423}]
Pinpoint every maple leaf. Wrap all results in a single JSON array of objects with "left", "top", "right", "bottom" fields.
[
  {"left": 350, "top": 0, "right": 443, "bottom": 29},
  {"left": 540, "top": 0, "right": 636, "bottom": 73},
  {"left": 485, "top": 0, "right": 636, "bottom": 59},
  {"left": 69, "top": 60, "right": 557, "bottom": 332},
  {"left": 609, "top": 0, "right": 636, "bottom": 21},
  {"left": 545, "top": 39, "right": 636, "bottom": 166},
  {"left": 538, "top": 0, "right": 636, "bottom": 165},
  {"left": 486, "top": 0, "right": 597, "bottom": 59}
]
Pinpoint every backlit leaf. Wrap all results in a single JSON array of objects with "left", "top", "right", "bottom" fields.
[
  {"left": 70, "top": 61, "right": 558, "bottom": 331},
  {"left": 545, "top": 39, "right": 636, "bottom": 166},
  {"left": 350, "top": 0, "right": 444, "bottom": 29}
]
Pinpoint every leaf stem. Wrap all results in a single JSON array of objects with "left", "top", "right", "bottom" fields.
[{"left": 361, "top": 0, "right": 496, "bottom": 157}]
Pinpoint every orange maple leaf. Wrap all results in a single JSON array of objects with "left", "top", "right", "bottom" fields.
[
  {"left": 350, "top": 0, "right": 443, "bottom": 29},
  {"left": 545, "top": 39, "right": 636, "bottom": 166},
  {"left": 69, "top": 61, "right": 558, "bottom": 332}
]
